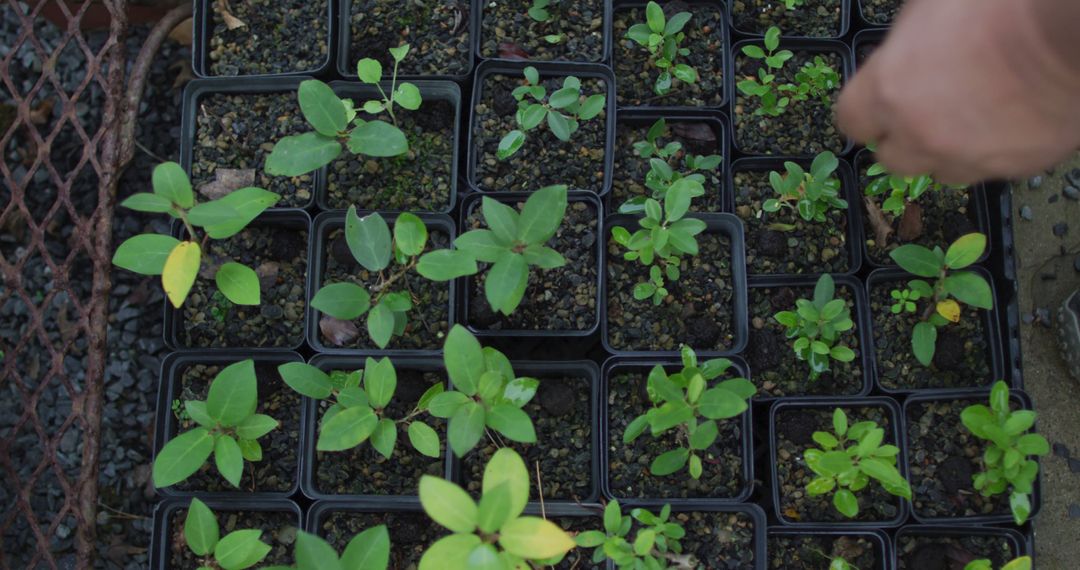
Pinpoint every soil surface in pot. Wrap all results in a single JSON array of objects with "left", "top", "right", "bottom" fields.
[
  {"left": 774, "top": 405, "right": 902, "bottom": 523},
  {"left": 326, "top": 100, "right": 454, "bottom": 212},
  {"left": 192, "top": 91, "right": 313, "bottom": 208},
  {"left": 347, "top": 0, "right": 471, "bottom": 76},
  {"left": 168, "top": 361, "right": 299, "bottom": 493},
  {"left": 613, "top": 4, "right": 726, "bottom": 108},
  {"left": 896, "top": 533, "right": 1017, "bottom": 570},
  {"left": 207, "top": 0, "right": 328, "bottom": 76},
  {"left": 734, "top": 168, "right": 851, "bottom": 274},
  {"left": 320, "top": 510, "right": 445, "bottom": 567},
  {"left": 869, "top": 279, "right": 993, "bottom": 391},
  {"left": 314, "top": 370, "right": 447, "bottom": 496},
  {"left": 677, "top": 510, "right": 758, "bottom": 568},
  {"left": 607, "top": 369, "right": 746, "bottom": 499},
  {"left": 480, "top": 0, "right": 604, "bottom": 62},
  {"left": 606, "top": 231, "right": 736, "bottom": 352},
  {"left": 472, "top": 73, "right": 608, "bottom": 194},
  {"left": 465, "top": 200, "right": 598, "bottom": 332},
  {"left": 733, "top": 50, "right": 844, "bottom": 155},
  {"left": 748, "top": 283, "right": 864, "bottom": 397},
  {"left": 461, "top": 375, "right": 593, "bottom": 502},
  {"left": 180, "top": 224, "right": 307, "bottom": 348},
  {"left": 732, "top": 0, "right": 844, "bottom": 37},
  {"left": 552, "top": 517, "right": 603, "bottom": 570},
  {"left": 612, "top": 119, "right": 724, "bottom": 213},
  {"left": 167, "top": 508, "right": 296, "bottom": 569},
  {"left": 767, "top": 533, "right": 879, "bottom": 569},
  {"left": 318, "top": 226, "right": 451, "bottom": 350},
  {"left": 859, "top": 0, "right": 901, "bottom": 26}
]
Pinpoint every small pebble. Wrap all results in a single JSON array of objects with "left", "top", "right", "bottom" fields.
[
  {"left": 1022, "top": 312, "right": 1035, "bottom": 325},
  {"left": 1049, "top": 194, "right": 1060, "bottom": 204},
  {"left": 1070, "top": 504, "right": 1080, "bottom": 519},
  {"left": 1065, "top": 186, "right": 1080, "bottom": 201},
  {"left": 1028, "top": 176, "right": 1042, "bottom": 190},
  {"left": 1054, "top": 442, "right": 1071, "bottom": 458},
  {"left": 1041, "top": 272, "right": 1057, "bottom": 281},
  {"left": 1067, "top": 168, "right": 1080, "bottom": 188},
  {"left": 1020, "top": 206, "right": 1033, "bottom": 221},
  {"left": 1053, "top": 223, "right": 1069, "bottom": 237}
]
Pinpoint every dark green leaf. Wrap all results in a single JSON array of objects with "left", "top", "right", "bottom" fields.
[
  {"left": 416, "top": 249, "right": 479, "bottom": 281},
  {"left": 348, "top": 120, "right": 408, "bottom": 157},
  {"left": 944, "top": 271, "right": 993, "bottom": 309},
  {"left": 153, "top": 428, "right": 213, "bottom": 488},
  {"left": 112, "top": 234, "right": 180, "bottom": 276},
  {"left": 366, "top": 302, "right": 396, "bottom": 348},
  {"left": 912, "top": 321, "right": 937, "bottom": 366},
  {"left": 444, "top": 325, "right": 485, "bottom": 394},
  {"left": 485, "top": 253, "right": 528, "bottom": 315},
  {"left": 265, "top": 132, "right": 342, "bottom": 177},
  {"left": 497, "top": 130, "right": 526, "bottom": 160},
  {"left": 449, "top": 401, "right": 485, "bottom": 456},
  {"left": 152, "top": 161, "right": 194, "bottom": 208},
  {"left": 346, "top": 207, "right": 392, "bottom": 272},
  {"left": 298, "top": 80, "right": 347, "bottom": 136},
  {"left": 518, "top": 184, "right": 567, "bottom": 244},
  {"left": 214, "top": 434, "right": 244, "bottom": 487},
  {"left": 311, "top": 282, "right": 370, "bottom": 320},
  {"left": 214, "top": 262, "right": 260, "bottom": 306},
  {"left": 394, "top": 212, "right": 428, "bottom": 256},
  {"left": 121, "top": 192, "right": 173, "bottom": 213},
  {"left": 890, "top": 244, "right": 943, "bottom": 277},
  {"left": 482, "top": 197, "right": 520, "bottom": 244}
]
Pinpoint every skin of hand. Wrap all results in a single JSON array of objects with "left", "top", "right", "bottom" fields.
[{"left": 836, "top": 0, "right": 1080, "bottom": 184}]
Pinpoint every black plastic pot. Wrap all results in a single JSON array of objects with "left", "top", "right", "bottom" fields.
[
  {"left": 727, "top": 0, "right": 852, "bottom": 39},
  {"left": 163, "top": 209, "right": 313, "bottom": 351},
  {"left": 305, "top": 210, "right": 457, "bottom": 356},
  {"left": 852, "top": 28, "right": 886, "bottom": 70},
  {"left": 893, "top": 525, "right": 1029, "bottom": 570},
  {"left": 458, "top": 191, "right": 605, "bottom": 338},
  {"left": 985, "top": 183, "right": 1024, "bottom": 389},
  {"left": 767, "top": 527, "right": 892, "bottom": 570},
  {"left": 601, "top": 212, "right": 749, "bottom": 357},
  {"left": 662, "top": 503, "right": 769, "bottom": 570},
  {"left": 854, "top": 0, "right": 897, "bottom": 29},
  {"left": 728, "top": 156, "right": 864, "bottom": 277},
  {"left": 600, "top": 356, "right": 755, "bottom": 507},
  {"left": 474, "top": 0, "right": 612, "bottom": 65},
  {"left": 466, "top": 60, "right": 617, "bottom": 196},
  {"left": 768, "top": 396, "right": 911, "bottom": 528}
]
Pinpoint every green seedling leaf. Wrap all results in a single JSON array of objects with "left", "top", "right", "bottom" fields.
[
  {"left": 153, "top": 427, "right": 214, "bottom": 488},
  {"left": 444, "top": 325, "right": 485, "bottom": 395},
  {"left": 348, "top": 120, "right": 408, "bottom": 157},
  {"left": 202, "top": 187, "right": 280, "bottom": 239},
  {"left": 499, "top": 517, "right": 576, "bottom": 559},
  {"left": 121, "top": 192, "right": 173, "bottom": 213},
  {"left": 487, "top": 404, "right": 536, "bottom": 443},
  {"left": 215, "top": 262, "right": 260, "bottom": 305},
  {"left": 214, "top": 434, "right": 244, "bottom": 487},
  {"left": 395, "top": 82, "right": 422, "bottom": 110},
  {"left": 890, "top": 244, "right": 943, "bottom": 277},
  {"left": 346, "top": 207, "right": 392, "bottom": 272},
  {"left": 394, "top": 212, "right": 428, "bottom": 256},
  {"left": 341, "top": 524, "right": 391, "bottom": 570},
  {"left": 408, "top": 421, "right": 441, "bottom": 458},
  {"left": 366, "top": 302, "right": 396, "bottom": 348},
  {"left": 265, "top": 132, "right": 342, "bottom": 177},
  {"left": 298, "top": 80, "right": 348, "bottom": 137},
  {"left": 317, "top": 405, "right": 378, "bottom": 451},
  {"left": 518, "top": 184, "right": 568, "bottom": 244},
  {"left": 162, "top": 241, "right": 200, "bottom": 308},
  {"left": 449, "top": 401, "right": 485, "bottom": 456},
  {"left": 419, "top": 475, "right": 477, "bottom": 533},
  {"left": 112, "top": 234, "right": 180, "bottom": 276},
  {"left": 944, "top": 233, "right": 986, "bottom": 269},
  {"left": 184, "top": 498, "right": 219, "bottom": 556},
  {"left": 356, "top": 58, "right": 383, "bottom": 83},
  {"left": 416, "top": 249, "right": 479, "bottom": 281},
  {"left": 485, "top": 253, "right": 528, "bottom": 315},
  {"left": 311, "top": 282, "right": 370, "bottom": 320},
  {"left": 207, "top": 359, "right": 257, "bottom": 426},
  {"left": 278, "top": 362, "right": 333, "bottom": 399},
  {"left": 152, "top": 161, "right": 194, "bottom": 208},
  {"left": 215, "top": 529, "right": 270, "bottom": 570}
]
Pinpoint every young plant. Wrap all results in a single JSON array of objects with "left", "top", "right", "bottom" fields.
[
  {"left": 277, "top": 359, "right": 443, "bottom": 458},
  {"left": 804, "top": 408, "right": 912, "bottom": 518},
  {"left": 625, "top": 1, "right": 698, "bottom": 95},
  {"left": 620, "top": 118, "right": 722, "bottom": 213},
  {"left": 889, "top": 233, "right": 993, "bottom": 366},
  {"left": 961, "top": 381, "right": 1049, "bottom": 525},
  {"left": 784, "top": 0, "right": 806, "bottom": 8},
  {"left": 181, "top": 498, "right": 272, "bottom": 570},
  {"left": 788, "top": 55, "right": 842, "bottom": 105},
  {"left": 774, "top": 274, "right": 857, "bottom": 381},
  {"left": 153, "top": 359, "right": 279, "bottom": 488},
  {"left": 112, "top": 162, "right": 280, "bottom": 308},
  {"left": 426, "top": 325, "right": 540, "bottom": 457},
  {"left": 262, "top": 527, "right": 391, "bottom": 570},
  {"left": 889, "top": 287, "right": 921, "bottom": 314},
  {"left": 417, "top": 448, "right": 575, "bottom": 568},
  {"left": 529, "top": 0, "right": 553, "bottom": 21},
  {"left": 737, "top": 27, "right": 794, "bottom": 116},
  {"left": 964, "top": 557, "right": 1032, "bottom": 570},
  {"left": 831, "top": 557, "right": 857, "bottom": 570},
  {"left": 762, "top": 151, "right": 846, "bottom": 223},
  {"left": 264, "top": 45, "right": 420, "bottom": 177},
  {"left": 575, "top": 501, "right": 692, "bottom": 568},
  {"left": 497, "top": 66, "right": 606, "bottom": 160},
  {"left": 623, "top": 346, "right": 755, "bottom": 479},
  {"left": 863, "top": 143, "right": 965, "bottom": 218},
  {"left": 454, "top": 185, "right": 568, "bottom": 315}
]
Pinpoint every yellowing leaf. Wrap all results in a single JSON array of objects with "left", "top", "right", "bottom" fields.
[
  {"left": 936, "top": 299, "right": 961, "bottom": 323},
  {"left": 163, "top": 241, "right": 201, "bottom": 308}
]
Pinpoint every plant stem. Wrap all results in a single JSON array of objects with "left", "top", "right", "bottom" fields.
[{"left": 372, "top": 259, "right": 418, "bottom": 296}]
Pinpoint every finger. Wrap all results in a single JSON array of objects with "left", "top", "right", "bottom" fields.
[
  {"left": 874, "top": 136, "right": 940, "bottom": 178},
  {"left": 836, "top": 66, "right": 888, "bottom": 145}
]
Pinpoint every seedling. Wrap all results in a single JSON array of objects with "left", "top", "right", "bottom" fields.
[
  {"left": 831, "top": 557, "right": 857, "bottom": 570},
  {"left": 625, "top": 1, "right": 698, "bottom": 95},
  {"left": 964, "top": 557, "right": 1033, "bottom": 570},
  {"left": 497, "top": 66, "right": 606, "bottom": 160},
  {"left": 181, "top": 498, "right": 272, "bottom": 570},
  {"left": 153, "top": 359, "right": 279, "bottom": 488},
  {"left": 889, "top": 287, "right": 921, "bottom": 314},
  {"left": 262, "top": 527, "right": 391, "bottom": 570},
  {"left": 737, "top": 27, "right": 794, "bottom": 116},
  {"left": 789, "top": 55, "right": 842, "bottom": 105},
  {"left": 784, "top": 0, "right": 806, "bottom": 8},
  {"left": 774, "top": 274, "right": 857, "bottom": 381},
  {"left": 112, "top": 162, "right": 279, "bottom": 308},
  {"left": 620, "top": 118, "right": 722, "bottom": 214},
  {"left": 803, "top": 408, "right": 912, "bottom": 518},
  {"left": 864, "top": 143, "right": 964, "bottom": 218},
  {"left": 762, "top": 151, "right": 846, "bottom": 223},
  {"left": 623, "top": 346, "right": 755, "bottom": 479},
  {"left": 889, "top": 233, "right": 993, "bottom": 366},
  {"left": 961, "top": 381, "right": 1049, "bottom": 525},
  {"left": 264, "top": 45, "right": 421, "bottom": 177},
  {"left": 575, "top": 501, "right": 693, "bottom": 568},
  {"left": 528, "top": 0, "right": 554, "bottom": 22}
]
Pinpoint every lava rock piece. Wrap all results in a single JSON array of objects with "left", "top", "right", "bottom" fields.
[
  {"left": 329, "top": 235, "right": 359, "bottom": 269},
  {"left": 685, "top": 315, "right": 721, "bottom": 348},
  {"left": 909, "top": 544, "right": 949, "bottom": 570},
  {"left": 1020, "top": 205, "right": 1033, "bottom": 221},
  {"left": 1053, "top": 223, "right": 1069, "bottom": 237},
  {"left": 756, "top": 229, "right": 788, "bottom": 258},
  {"left": 939, "top": 456, "right": 974, "bottom": 495},
  {"left": 268, "top": 230, "right": 305, "bottom": 261},
  {"left": 469, "top": 293, "right": 500, "bottom": 328},
  {"left": 1028, "top": 176, "right": 1042, "bottom": 190},
  {"left": 538, "top": 378, "right": 575, "bottom": 416},
  {"left": 778, "top": 409, "right": 818, "bottom": 447},
  {"left": 932, "top": 330, "right": 965, "bottom": 372},
  {"left": 749, "top": 328, "right": 784, "bottom": 371}
]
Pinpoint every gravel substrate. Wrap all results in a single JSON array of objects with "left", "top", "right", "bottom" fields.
[
  {"left": 858, "top": 0, "right": 903, "bottom": 26},
  {"left": 206, "top": 0, "right": 328, "bottom": 76},
  {"left": 346, "top": 0, "right": 471, "bottom": 77},
  {"left": 731, "top": 0, "right": 844, "bottom": 37},
  {"left": 677, "top": 510, "right": 758, "bottom": 569},
  {"left": 896, "top": 532, "right": 1017, "bottom": 570},
  {"left": 479, "top": 0, "right": 605, "bottom": 62},
  {"left": 767, "top": 533, "right": 880, "bottom": 569}
]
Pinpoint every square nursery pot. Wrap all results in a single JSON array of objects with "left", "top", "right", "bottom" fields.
[
  {"left": 728, "top": 0, "right": 851, "bottom": 39},
  {"left": 767, "top": 528, "right": 891, "bottom": 570},
  {"left": 610, "top": 110, "right": 729, "bottom": 214},
  {"left": 319, "top": 80, "right": 462, "bottom": 214},
  {"left": 745, "top": 274, "right": 874, "bottom": 400},
  {"left": 164, "top": 210, "right": 312, "bottom": 351},
  {"left": 467, "top": 60, "right": 616, "bottom": 197},
  {"left": 154, "top": 351, "right": 306, "bottom": 499},
  {"left": 458, "top": 191, "right": 604, "bottom": 337},
  {"left": 769, "top": 397, "right": 911, "bottom": 528},
  {"left": 336, "top": 0, "right": 474, "bottom": 81},
  {"left": 300, "top": 355, "right": 452, "bottom": 501},
  {"left": 893, "top": 526, "right": 1029, "bottom": 570},
  {"left": 601, "top": 356, "right": 755, "bottom": 506},
  {"left": 192, "top": 0, "right": 332, "bottom": 78},
  {"left": 475, "top": 0, "right": 612, "bottom": 64},
  {"left": 306, "top": 211, "right": 457, "bottom": 355},
  {"left": 856, "top": 0, "right": 901, "bottom": 28},
  {"left": 180, "top": 78, "right": 317, "bottom": 211},
  {"left": 657, "top": 504, "right": 768, "bottom": 569},
  {"left": 903, "top": 389, "right": 1042, "bottom": 525},
  {"left": 612, "top": 0, "right": 730, "bottom": 111},
  {"left": 729, "top": 156, "right": 864, "bottom": 277},
  {"left": 448, "top": 360, "right": 602, "bottom": 507},
  {"left": 602, "top": 212, "right": 749, "bottom": 357},
  {"left": 853, "top": 29, "right": 886, "bottom": 69},
  {"left": 729, "top": 38, "right": 854, "bottom": 157},
  {"left": 152, "top": 498, "right": 302, "bottom": 570},
  {"left": 866, "top": 267, "right": 1006, "bottom": 395}
]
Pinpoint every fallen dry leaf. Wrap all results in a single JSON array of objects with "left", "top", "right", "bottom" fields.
[
  {"left": 168, "top": 16, "right": 192, "bottom": 46},
  {"left": 198, "top": 167, "right": 255, "bottom": 200},
  {"left": 320, "top": 315, "right": 359, "bottom": 346},
  {"left": 671, "top": 122, "right": 716, "bottom": 144},
  {"left": 863, "top": 195, "right": 894, "bottom": 246},
  {"left": 897, "top": 201, "right": 924, "bottom": 241},
  {"left": 498, "top": 42, "right": 530, "bottom": 60},
  {"left": 215, "top": 0, "right": 247, "bottom": 30}
]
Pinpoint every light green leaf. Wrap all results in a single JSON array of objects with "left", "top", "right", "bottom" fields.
[
  {"left": 650, "top": 448, "right": 689, "bottom": 476},
  {"left": 298, "top": 80, "right": 347, "bottom": 137},
  {"left": 499, "top": 517, "right": 576, "bottom": 559},
  {"left": 408, "top": 421, "right": 441, "bottom": 458},
  {"left": 356, "top": 58, "right": 383, "bottom": 83},
  {"left": 112, "top": 234, "right": 180, "bottom": 276},
  {"left": 482, "top": 197, "right": 521, "bottom": 244},
  {"left": 449, "top": 400, "right": 485, "bottom": 456},
  {"left": 518, "top": 185, "right": 567, "bottom": 244},
  {"left": 121, "top": 192, "right": 174, "bottom": 213},
  {"left": 346, "top": 207, "right": 392, "bottom": 272},
  {"left": 394, "top": 212, "right": 428, "bottom": 257},
  {"left": 456, "top": 229, "right": 509, "bottom": 263},
  {"left": 201, "top": 187, "right": 280, "bottom": 239},
  {"left": 944, "top": 233, "right": 986, "bottom": 269},
  {"left": 277, "top": 362, "right": 333, "bottom": 399},
  {"left": 236, "top": 414, "right": 278, "bottom": 440},
  {"left": 317, "top": 405, "right": 377, "bottom": 451},
  {"left": 311, "top": 282, "right": 371, "bottom": 320},
  {"left": 418, "top": 534, "right": 481, "bottom": 570},
  {"left": 444, "top": 325, "right": 486, "bottom": 394},
  {"left": 341, "top": 524, "right": 390, "bottom": 570},
  {"left": 485, "top": 253, "right": 528, "bottom": 315},
  {"left": 296, "top": 531, "right": 344, "bottom": 570},
  {"left": 944, "top": 271, "right": 993, "bottom": 310},
  {"left": 265, "top": 132, "right": 342, "bottom": 177},
  {"left": 215, "top": 529, "right": 270, "bottom": 570},
  {"left": 370, "top": 418, "right": 398, "bottom": 459},
  {"left": 152, "top": 161, "right": 194, "bottom": 208},
  {"left": 483, "top": 448, "right": 530, "bottom": 520},
  {"left": 214, "top": 435, "right": 244, "bottom": 487},
  {"left": 486, "top": 404, "right": 536, "bottom": 443},
  {"left": 348, "top": 120, "right": 408, "bottom": 157},
  {"left": 890, "top": 244, "right": 943, "bottom": 277},
  {"left": 207, "top": 359, "right": 257, "bottom": 427},
  {"left": 184, "top": 498, "right": 219, "bottom": 556},
  {"left": 395, "top": 82, "right": 423, "bottom": 110},
  {"left": 153, "top": 427, "right": 214, "bottom": 487},
  {"left": 419, "top": 475, "right": 477, "bottom": 533},
  {"left": 215, "top": 262, "right": 260, "bottom": 305},
  {"left": 416, "top": 249, "right": 479, "bottom": 281}
]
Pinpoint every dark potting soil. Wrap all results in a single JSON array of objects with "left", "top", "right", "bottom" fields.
[
  {"left": 167, "top": 508, "right": 297, "bottom": 569},
  {"left": 347, "top": 0, "right": 471, "bottom": 77},
  {"left": 734, "top": 169, "right": 851, "bottom": 274},
  {"left": 192, "top": 92, "right": 312, "bottom": 209},
  {"left": 859, "top": 0, "right": 902, "bottom": 26},
  {"left": 906, "top": 398, "right": 1011, "bottom": 519},
  {"left": 869, "top": 280, "right": 992, "bottom": 391},
  {"left": 325, "top": 100, "right": 455, "bottom": 212},
  {"left": 314, "top": 370, "right": 447, "bottom": 495},
  {"left": 767, "top": 534, "right": 879, "bottom": 569},
  {"left": 896, "top": 533, "right": 1017, "bottom": 570},
  {"left": 207, "top": 0, "right": 328, "bottom": 76},
  {"left": 320, "top": 511, "right": 444, "bottom": 566},
  {"left": 465, "top": 200, "right": 598, "bottom": 332},
  {"left": 169, "top": 362, "right": 299, "bottom": 493},
  {"left": 731, "top": 0, "right": 844, "bottom": 38},
  {"left": 747, "top": 283, "right": 864, "bottom": 397},
  {"left": 775, "top": 406, "right": 902, "bottom": 523},
  {"left": 607, "top": 370, "right": 745, "bottom": 499},
  {"left": 551, "top": 517, "right": 603, "bottom": 570},
  {"left": 606, "top": 233, "right": 737, "bottom": 352},
  {"left": 677, "top": 511, "right": 758, "bottom": 569},
  {"left": 611, "top": 120, "right": 724, "bottom": 213},
  {"left": 179, "top": 224, "right": 307, "bottom": 348},
  {"left": 479, "top": 0, "right": 604, "bottom": 62},
  {"left": 461, "top": 376, "right": 592, "bottom": 502},
  {"left": 613, "top": 4, "right": 726, "bottom": 108},
  {"left": 733, "top": 50, "right": 844, "bottom": 155},
  {"left": 472, "top": 74, "right": 607, "bottom": 194},
  {"left": 318, "top": 227, "right": 451, "bottom": 350}
]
